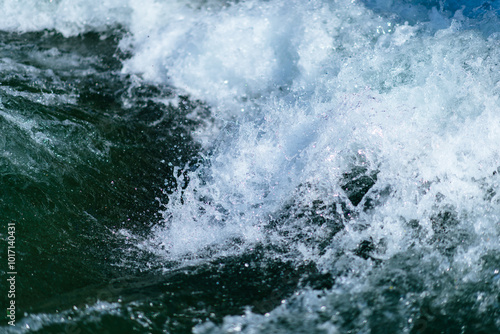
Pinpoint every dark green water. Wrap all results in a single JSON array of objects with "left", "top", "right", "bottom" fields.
[
  {"left": 0, "top": 30, "right": 201, "bottom": 332},
  {"left": 0, "top": 29, "right": 326, "bottom": 334}
]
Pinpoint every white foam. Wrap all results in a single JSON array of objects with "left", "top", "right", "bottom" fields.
[
  {"left": 117, "top": 0, "right": 500, "bottom": 271},
  {"left": 0, "top": 0, "right": 131, "bottom": 36},
  {"left": 121, "top": 0, "right": 372, "bottom": 112},
  {"left": 4, "top": 0, "right": 500, "bottom": 329}
]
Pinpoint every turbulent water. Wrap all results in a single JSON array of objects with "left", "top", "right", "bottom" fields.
[{"left": 1, "top": 0, "right": 500, "bottom": 333}]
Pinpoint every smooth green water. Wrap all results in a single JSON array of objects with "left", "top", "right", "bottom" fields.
[{"left": 0, "top": 30, "right": 203, "bottom": 332}]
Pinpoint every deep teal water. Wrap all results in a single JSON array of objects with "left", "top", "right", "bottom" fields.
[{"left": 0, "top": 30, "right": 208, "bottom": 332}]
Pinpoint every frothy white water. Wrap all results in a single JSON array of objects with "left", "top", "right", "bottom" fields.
[
  {"left": 121, "top": 0, "right": 500, "bottom": 262},
  {"left": 0, "top": 0, "right": 131, "bottom": 36},
  {"left": 123, "top": 0, "right": 500, "bottom": 329},
  {"left": 3, "top": 0, "right": 500, "bottom": 330},
  {"left": 121, "top": 0, "right": 342, "bottom": 111}
]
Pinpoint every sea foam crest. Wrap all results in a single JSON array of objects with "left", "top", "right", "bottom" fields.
[
  {"left": 0, "top": 0, "right": 131, "bottom": 36},
  {"left": 130, "top": 0, "right": 500, "bottom": 263},
  {"left": 120, "top": 0, "right": 343, "bottom": 112}
]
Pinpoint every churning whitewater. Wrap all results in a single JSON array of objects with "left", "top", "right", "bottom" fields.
[{"left": 1, "top": 0, "right": 500, "bottom": 333}]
